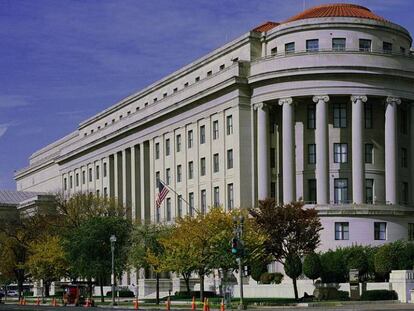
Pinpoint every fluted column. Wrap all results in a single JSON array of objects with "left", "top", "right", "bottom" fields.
[
  {"left": 254, "top": 102, "right": 269, "bottom": 200},
  {"left": 385, "top": 96, "right": 401, "bottom": 204},
  {"left": 351, "top": 95, "right": 367, "bottom": 204},
  {"left": 313, "top": 95, "right": 330, "bottom": 204},
  {"left": 279, "top": 97, "right": 296, "bottom": 203}
]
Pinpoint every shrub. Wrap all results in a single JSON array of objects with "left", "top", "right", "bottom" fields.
[
  {"left": 251, "top": 262, "right": 268, "bottom": 282},
  {"left": 173, "top": 291, "right": 216, "bottom": 299},
  {"left": 337, "top": 290, "right": 349, "bottom": 301},
  {"left": 343, "top": 246, "right": 369, "bottom": 278},
  {"left": 303, "top": 253, "right": 321, "bottom": 282},
  {"left": 106, "top": 290, "right": 135, "bottom": 297},
  {"left": 23, "top": 291, "right": 34, "bottom": 297},
  {"left": 360, "top": 290, "right": 398, "bottom": 301},
  {"left": 285, "top": 254, "right": 302, "bottom": 280},
  {"left": 320, "top": 249, "right": 347, "bottom": 283},
  {"left": 259, "top": 272, "right": 283, "bottom": 284}
]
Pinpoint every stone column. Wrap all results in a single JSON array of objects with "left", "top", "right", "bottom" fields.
[
  {"left": 254, "top": 103, "right": 270, "bottom": 200},
  {"left": 313, "top": 95, "right": 330, "bottom": 205},
  {"left": 114, "top": 152, "right": 119, "bottom": 201},
  {"left": 411, "top": 104, "right": 414, "bottom": 205},
  {"left": 279, "top": 97, "right": 296, "bottom": 203},
  {"left": 385, "top": 97, "right": 401, "bottom": 204},
  {"left": 351, "top": 95, "right": 367, "bottom": 204},
  {"left": 131, "top": 146, "right": 137, "bottom": 221}
]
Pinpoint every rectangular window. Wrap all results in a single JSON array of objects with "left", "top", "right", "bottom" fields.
[
  {"left": 155, "top": 143, "right": 160, "bottom": 159},
  {"left": 165, "top": 139, "right": 170, "bottom": 156},
  {"left": 402, "top": 148, "right": 408, "bottom": 168},
  {"left": 308, "top": 144, "right": 316, "bottom": 164},
  {"left": 214, "top": 186, "right": 220, "bottom": 206},
  {"left": 226, "top": 115, "right": 233, "bottom": 135},
  {"left": 365, "top": 102, "right": 373, "bottom": 129},
  {"left": 270, "top": 147, "right": 276, "bottom": 168},
  {"left": 308, "top": 179, "right": 317, "bottom": 204},
  {"left": 227, "top": 183, "right": 234, "bottom": 210},
  {"left": 359, "top": 39, "right": 372, "bottom": 52},
  {"left": 96, "top": 189, "right": 100, "bottom": 197},
  {"left": 335, "top": 222, "right": 349, "bottom": 240},
  {"left": 333, "top": 103, "right": 347, "bottom": 128},
  {"left": 285, "top": 42, "right": 295, "bottom": 54},
  {"left": 201, "top": 189, "right": 206, "bottom": 215},
  {"left": 270, "top": 47, "right": 277, "bottom": 55},
  {"left": 103, "top": 187, "right": 108, "bottom": 198},
  {"left": 200, "top": 157, "right": 206, "bottom": 176},
  {"left": 82, "top": 171, "right": 86, "bottom": 184},
  {"left": 189, "top": 192, "right": 194, "bottom": 216},
  {"left": 332, "top": 38, "right": 346, "bottom": 51},
  {"left": 188, "top": 161, "right": 194, "bottom": 179},
  {"left": 308, "top": 104, "right": 316, "bottom": 129},
  {"left": 213, "top": 120, "right": 219, "bottom": 140},
  {"left": 365, "top": 144, "right": 374, "bottom": 164},
  {"left": 334, "top": 143, "right": 348, "bottom": 163},
  {"left": 408, "top": 223, "right": 414, "bottom": 241},
  {"left": 156, "top": 171, "right": 160, "bottom": 186},
  {"left": 366, "top": 179, "right": 374, "bottom": 204},
  {"left": 176, "top": 134, "right": 182, "bottom": 152},
  {"left": 166, "top": 168, "right": 171, "bottom": 185},
  {"left": 401, "top": 47, "right": 406, "bottom": 54},
  {"left": 383, "top": 41, "right": 393, "bottom": 53},
  {"left": 88, "top": 168, "right": 93, "bottom": 182},
  {"left": 188, "top": 130, "right": 193, "bottom": 148},
  {"left": 166, "top": 198, "right": 171, "bottom": 221},
  {"left": 96, "top": 165, "right": 100, "bottom": 179},
  {"left": 334, "top": 178, "right": 348, "bottom": 204},
  {"left": 401, "top": 110, "right": 408, "bottom": 134},
  {"left": 213, "top": 153, "right": 219, "bottom": 173},
  {"left": 374, "top": 222, "right": 387, "bottom": 240},
  {"left": 70, "top": 176, "right": 73, "bottom": 189},
  {"left": 402, "top": 182, "right": 409, "bottom": 204},
  {"left": 200, "top": 125, "right": 206, "bottom": 144},
  {"left": 75, "top": 173, "right": 79, "bottom": 187},
  {"left": 103, "top": 163, "right": 107, "bottom": 177},
  {"left": 64, "top": 177, "right": 67, "bottom": 191},
  {"left": 177, "top": 195, "right": 182, "bottom": 218},
  {"left": 306, "top": 39, "right": 319, "bottom": 52},
  {"left": 177, "top": 165, "right": 182, "bottom": 182},
  {"left": 227, "top": 149, "right": 233, "bottom": 169},
  {"left": 270, "top": 182, "right": 276, "bottom": 199}
]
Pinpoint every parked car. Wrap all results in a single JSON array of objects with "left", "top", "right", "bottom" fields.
[
  {"left": 0, "top": 290, "right": 4, "bottom": 298},
  {"left": 6, "top": 290, "right": 18, "bottom": 297}
]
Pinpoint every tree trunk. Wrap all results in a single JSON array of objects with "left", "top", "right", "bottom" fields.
[
  {"left": 87, "top": 278, "right": 93, "bottom": 299},
  {"left": 199, "top": 274, "right": 204, "bottom": 303},
  {"left": 100, "top": 275, "right": 104, "bottom": 303},
  {"left": 155, "top": 272, "right": 160, "bottom": 305},
  {"left": 292, "top": 277, "right": 299, "bottom": 301},
  {"left": 183, "top": 274, "right": 191, "bottom": 295},
  {"left": 45, "top": 281, "right": 50, "bottom": 298},
  {"left": 16, "top": 271, "right": 24, "bottom": 299}
]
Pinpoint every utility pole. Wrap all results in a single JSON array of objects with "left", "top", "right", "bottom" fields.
[
  {"left": 110, "top": 235, "right": 117, "bottom": 306},
  {"left": 232, "top": 216, "right": 245, "bottom": 310}
]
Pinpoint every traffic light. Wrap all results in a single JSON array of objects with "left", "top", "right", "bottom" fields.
[{"left": 231, "top": 238, "right": 239, "bottom": 255}]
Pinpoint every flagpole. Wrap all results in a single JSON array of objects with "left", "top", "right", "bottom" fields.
[{"left": 159, "top": 179, "right": 201, "bottom": 216}]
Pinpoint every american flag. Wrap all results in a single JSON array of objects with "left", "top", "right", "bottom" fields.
[{"left": 155, "top": 180, "right": 169, "bottom": 209}]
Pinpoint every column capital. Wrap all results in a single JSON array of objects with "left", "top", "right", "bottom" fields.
[
  {"left": 278, "top": 97, "right": 293, "bottom": 106},
  {"left": 351, "top": 95, "right": 368, "bottom": 103},
  {"left": 253, "top": 102, "right": 268, "bottom": 110},
  {"left": 386, "top": 96, "right": 402, "bottom": 106},
  {"left": 312, "top": 95, "right": 329, "bottom": 103}
]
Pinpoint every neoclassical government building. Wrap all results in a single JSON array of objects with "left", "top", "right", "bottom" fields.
[{"left": 15, "top": 3, "right": 414, "bottom": 254}]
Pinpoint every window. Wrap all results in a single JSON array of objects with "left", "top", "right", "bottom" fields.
[
  {"left": 103, "top": 163, "right": 107, "bottom": 177},
  {"left": 332, "top": 38, "right": 346, "bottom": 51},
  {"left": 401, "top": 47, "right": 406, "bottom": 54},
  {"left": 207, "top": 70, "right": 212, "bottom": 76},
  {"left": 285, "top": 42, "right": 295, "bottom": 54},
  {"left": 334, "top": 178, "right": 348, "bottom": 204},
  {"left": 366, "top": 179, "right": 374, "bottom": 204},
  {"left": 383, "top": 42, "right": 393, "bottom": 53},
  {"left": 213, "top": 121, "right": 219, "bottom": 140},
  {"left": 200, "top": 158, "right": 206, "bottom": 176},
  {"left": 334, "top": 143, "right": 348, "bottom": 163},
  {"left": 365, "top": 102, "right": 373, "bottom": 129},
  {"left": 219, "top": 64, "right": 225, "bottom": 70},
  {"left": 402, "top": 148, "right": 408, "bottom": 168},
  {"left": 75, "top": 173, "right": 79, "bottom": 187},
  {"left": 213, "top": 153, "right": 219, "bottom": 173},
  {"left": 82, "top": 171, "right": 86, "bottom": 184},
  {"left": 64, "top": 178, "right": 67, "bottom": 191},
  {"left": 156, "top": 207, "right": 160, "bottom": 223},
  {"left": 96, "top": 165, "right": 100, "bottom": 179},
  {"left": 226, "top": 115, "right": 233, "bottom": 135},
  {"left": 177, "top": 195, "right": 182, "bottom": 218},
  {"left": 333, "top": 103, "right": 347, "bottom": 128},
  {"left": 270, "top": 47, "right": 277, "bottom": 55},
  {"left": 188, "top": 130, "right": 193, "bottom": 148},
  {"left": 401, "top": 110, "right": 408, "bottom": 134},
  {"left": 200, "top": 125, "right": 206, "bottom": 144},
  {"left": 88, "top": 168, "right": 93, "bottom": 182},
  {"left": 173, "top": 87, "right": 178, "bottom": 93},
  {"left": 189, "top": 192, "right": 194, "bottom": 216},
  {"left": 408, "top": 223, "right": 414, "bottom": 241},
  {"left": 163, "top": 93, "right": 167, "bottom": 98},
  {"left": 166, "top": 198, "right": 171, "bottom": 221},
  {"left": 402, "top": 182, "right": 409, "bottom": 204},
  {"left": 155, "top": 143, "right": 160, "bottom": 159},
  {"left": 365, "top": 144, "right": 373, "bottom": 164},
  {"left": 227, "top": 183, "right": 234, "bottom": 210},
  {"left": 308, "top": 179, "right": 317, "bottom": 204},
  {"left": 335, "top": 222, "right": 349, "bottom": 240},
  {"left": 176, "top": 134, "right": 182, "bottom": 152},
  {"left": 153, "top": 97, "right": 157, "bottom": 103},
  {"left": 374, "top": 222, "right": 387, "bottom": 240},
  {"left": 359, "top": 39, "right": 372, "bottom": 52},
  {"left": 195, "top": 76, "right": 200, "bottom": 82},
  {"left": 227, "top": 149, "right": 233, "bottom": 169},
  {"left": 166, "top": 168, "right": 171, "bottom": 185},
  {"left": 270, "top": 147, "right": 276, "bottom": 168},
  {"left": 103, "top": 187, "right": 108, "bottom": 198},
  {"left": 165, "top": 139, "right": 170, "bottom": 156},
  {"left": 306, "top": 39, "right": 319, "bottom": 52},
  {"left": 308, "top": 144, "right": 316, "bottom": 164},
  {"left": 214, "top": 186, "right": 220, "bottom": 206},
  {"left": 156, "top": 171, "right": 160, "bottom": 186},
  {"left": 307, "top": 104, "right": 316, "bottom": 129},
  {"left": 201, "top": 189, "right": 206, "bottom": 214},
  {"left": 70, "top": 176, "right": 73, "bottom": 189},
  {"left": 188, "top": 161, "right": 194, "bottom": 179},
  {"left": 177, "top": 165, "right": 182, "bottom": 182},
  {"left": 271, "top": 182, "right": 276, "bottom": 199},
  {"left": 96, "top": 189, "right": 100, "bottom": 197}
]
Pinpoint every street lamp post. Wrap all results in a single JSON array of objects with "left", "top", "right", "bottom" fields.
[
  {"left": 110, "top": 235, "right": 117, "bottom": 306},
  {"left": 233, "top": 216, "right": 245, "bottom": 310}
]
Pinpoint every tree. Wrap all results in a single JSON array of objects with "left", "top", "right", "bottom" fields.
[
  {"left": 343, "top": 246, "right": 369, "bottom": 281},
  {"left": 26, "top": 235, "right": 68, "bottom": 296},
  {"left": 284, "top": 254, "right": 302, "bottom": 299},
  {"left": 63, "top": 216, "right": 131, "bottom": 301},
  {"left": 320, "top": 249, "right": 347, "bottom": 283},
  {"left": 303, "top": 253, "right": 321, "bottom": 283},
  {"left": 129, "top": 224, "right": 170, "bottom": 305},
  {"left": 250, "top": 199, "right": 322, "bottom": 300}
]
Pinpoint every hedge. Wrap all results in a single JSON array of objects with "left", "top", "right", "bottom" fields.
[
  {"left": 106, "top": 290, "right": 135, "bottom": 297},
  {"left": 360, "top": 290, "right": 398, "bottom": 301}
]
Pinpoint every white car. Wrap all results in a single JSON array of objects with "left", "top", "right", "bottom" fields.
[{"left": 6, "top": 290, "right": 18, "bottom": 297}]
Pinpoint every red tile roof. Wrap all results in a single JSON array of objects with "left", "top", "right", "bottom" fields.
[
  {"left": 252, "top": 21, "right": 280, "bottom": 33},
  {"left": 285, "top": 3, "right": 387, "bottom": 23}
]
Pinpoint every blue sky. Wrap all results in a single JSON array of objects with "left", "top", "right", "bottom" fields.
[{"left": 0, "top": 0, "right": 413, "bottom": 189}]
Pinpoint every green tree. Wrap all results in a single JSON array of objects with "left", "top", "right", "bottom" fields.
[
  {"left": 284, "top": 254, "right": 302, "bottom": 300},
  {"left": 303, "top": 252, "right": 321, "bottom": 283},
  {"left": 320, "top": 249, "right": 347, "bottom": 283},
  {"left": 343, "top": 246, "right": 369, "bottom": 281}
]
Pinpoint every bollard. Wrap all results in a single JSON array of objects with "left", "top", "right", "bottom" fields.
[
  {"left": 134, "top": 298, "right": 139, "bottom": 310},
  {"left": 165, "top": 296, "right": 171, "bottom": 311},
  {"left": 191, "top": 296, "right": 196, "bottom": 311},
  {"left": 220, "top": 298, "right": 225, "bottom": 311}
]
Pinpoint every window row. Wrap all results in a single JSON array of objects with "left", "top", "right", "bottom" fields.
[
  {"left": 63, "top": 163, "right": 108, "bottom": 190},
  {"left": 155, "top": 116, "right": 233, "bottom": 159},
  {"left": 335, "top": 222, "right": 388, "bottom": 240}
]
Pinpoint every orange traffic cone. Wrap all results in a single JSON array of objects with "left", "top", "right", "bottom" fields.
[
  {"left": 84, "top": 298, "right": 91, "bottom": 308},
  {"left": 22, "top": 298, "right": 27, "bottom": 305},
  {"left": 165, "top": 296, "right": 171, "bottom": 311},
  {"left": 36, "top": 297, "right": 41, "bottom": 306},
  {"left": 191, "top": 296, "right": 196, "bottom": 311},
  {"left": 206, "top": 298, "right": 210, "bottom": 311},
  {"left": 52, "top": 298, "right": 58, "bottom": 307},
  {"left": 134, "top": 298, "right": 139, "bottom": 310},
  {"left": 203, "top": 298, "right": 207, "bottom": 311},
  {"left": 220, "top": 298, "right": 225, "bottom": 311}
]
